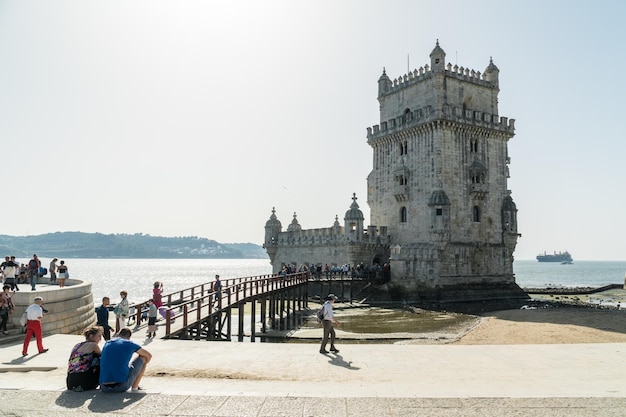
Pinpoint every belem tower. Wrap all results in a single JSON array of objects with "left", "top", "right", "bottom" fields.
[{"left": 264, "top": 41, "right": 526, "bottom": 302}]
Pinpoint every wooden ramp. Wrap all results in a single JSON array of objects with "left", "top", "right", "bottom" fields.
[{"left": 126, "top": 272, "right": 309, "bottom": 342}]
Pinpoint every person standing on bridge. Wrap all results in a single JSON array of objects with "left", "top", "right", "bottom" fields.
[
  {"left": 152, "top": 281, "right": 163, "bottom": 309},
  {"left": 212, "top": 275, "right": 222, "bottom": 304},
  {"left": 319, "top": 294, "right": 340, "bottom": 354}
]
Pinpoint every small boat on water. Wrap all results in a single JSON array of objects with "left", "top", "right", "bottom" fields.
[
  {"left": 536, "top": 251, "right": 573, "bottom": 263},
  {"left": 561, "top": 260, "right": 573, "bottom": 265}
]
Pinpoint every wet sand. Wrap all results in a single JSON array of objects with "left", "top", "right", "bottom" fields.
[
  {"left": 453, "top": 305, "right": 626, "bottom": 345},
  {"left": 293, "top": 288, "right": 626, "bottom": 345},
  {"left": 453, "top": 288, "right": 626, "bottom": 345}
]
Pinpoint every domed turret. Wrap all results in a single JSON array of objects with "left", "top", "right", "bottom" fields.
[
  {"left": 501, "top": 194, "right": 518, "bottom": 233},
  {"left": 287, "top": 212, "right": 302, "bottom": 232},
  {"left": 378, "top": 67, "right": 392, "bottom": 97},
  {"left": 484, "top": 57, "right": 499, "bottom": 87},
  {"left": 428, "top": 189, "right": 450, "bottom": 206},
  {"left": 428, "top": 190, "right": 451, "bottom": 242},
  {"left": 264, "top": 207, "right": 282, "bottom": 246},
  {"left": 501, "top": 195, "right": 516, "bottom": 211},
  {"left": 344, "top": 193, "right": 364, "bottom": 221},
  {"left": 429, "top": 39, "right": 446, "bottom": 72},
  {"left": 344, "top": 193, "right": 364, "bottom": 241}
]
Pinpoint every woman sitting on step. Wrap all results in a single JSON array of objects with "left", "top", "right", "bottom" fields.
[{"left": 66, "top": 326, "right": 103, "bottom": 391}]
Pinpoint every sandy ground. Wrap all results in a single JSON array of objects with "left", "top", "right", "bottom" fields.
[{"left": 453, "top": 306, "right": 626, "bottom": 345}]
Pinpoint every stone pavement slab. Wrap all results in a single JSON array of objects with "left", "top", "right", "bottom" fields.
[{"left": 1, "top": 334, "right": 626, "bottom": 415}]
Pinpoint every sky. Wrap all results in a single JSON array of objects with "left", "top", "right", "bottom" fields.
[{"left": 1, "top": 0, "right": 625, "bottom": 261}]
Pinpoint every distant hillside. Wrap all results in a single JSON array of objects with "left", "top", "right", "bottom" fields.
[{"left": 0, "top": 232, "right": 268, "bottom": 259}]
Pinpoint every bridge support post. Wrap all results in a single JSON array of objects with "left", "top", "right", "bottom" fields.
[
  {"left": 250, "top": 298, "right": 256, "bottom": 342},
  {"left": 238, "top": 304, "right": 245, "bottom": 342},
  {"left": 260, "top": 297, "right": 267, "bottom": 333}
]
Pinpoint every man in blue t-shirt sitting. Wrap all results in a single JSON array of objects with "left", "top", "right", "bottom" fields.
[{"left": 99, "top": 328, "right": 152, "bottom": 392}]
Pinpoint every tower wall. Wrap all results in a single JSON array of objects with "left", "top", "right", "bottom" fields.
[
  {"left": 264, "top": 42, "right": 523, "bottom": 302},
  {"left": 367, "top": 43, "right": 520, "bottom": 293}
]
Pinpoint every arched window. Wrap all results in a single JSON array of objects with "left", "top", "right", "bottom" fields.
[
  {"left": 400, "top": 207, "right": 407, "bottom": 223},
  {"left": 404, "top": 108, "right": 412, "bottom": 123},
  {"left": 472, "top": 206, "right": 481, "bottom": 222}
]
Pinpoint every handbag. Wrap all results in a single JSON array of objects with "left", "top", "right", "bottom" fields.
[{"left": 20, "top": 312, "right": 27, "bottom": 327}]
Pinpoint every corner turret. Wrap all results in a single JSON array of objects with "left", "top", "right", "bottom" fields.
[
  {"left": 344, "top": 193, "right": 364, "bottom": 241},
  {"left": 429, "top": 39, "right": 446, "bottom": 72},
  {"left": 287, "top": 212, "right": 302, "bottom": 232},
  {"left": 501, "top": 194, "right": 518, "bottom": 234},
  {"left": 483, "top": 57, "right": 499, "bottom": 87},
  {"left": 264, "top": 207, "right": 282, "bottom": 246},
  {"left": 263, "top": 207, "right": 282, "bottom": 265},
  {"left": 378, "top": 68, "right": 392, "bottom": 98}
]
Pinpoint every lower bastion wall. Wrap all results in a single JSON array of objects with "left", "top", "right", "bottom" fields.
[{"left": 10, "top": 278, "right": 97, "bottom": 336}]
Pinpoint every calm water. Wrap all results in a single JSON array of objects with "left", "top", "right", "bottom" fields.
[
  {"left": 65, "top": 258, "right": 272, "bottom": 304},
  {"left": 513, "top": 260, "right": 626, "bottom": 288},
  {"left": 54, "top": 258, "right": 626, "bottom": 304}
]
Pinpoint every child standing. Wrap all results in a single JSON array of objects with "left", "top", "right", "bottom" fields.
[
  {"left": 146, "top": 299, "right": 157, "bottom": 338},
  {"left": 113, "top": 291, "right": 129, "bottom": 336}
]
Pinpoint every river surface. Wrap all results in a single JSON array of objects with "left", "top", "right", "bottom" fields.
[
  {"left": 40, "top": 258, "right": 626, "bottom": 304},
  {"left": 36, "top": 258, "right": 625, "bottom": 342}
]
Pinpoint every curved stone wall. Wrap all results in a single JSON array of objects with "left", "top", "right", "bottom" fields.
[{"left": 9, "top": 278, "right": 97, "bottom": 336}]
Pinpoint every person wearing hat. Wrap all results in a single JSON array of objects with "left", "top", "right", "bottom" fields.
[{"left": 319, "top": 294, "right": 340, "bottom": 354}]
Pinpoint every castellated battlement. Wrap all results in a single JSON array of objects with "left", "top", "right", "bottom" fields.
[
  {"left": 386, "top": 62, "right": 494, "bottom": 95},
  {"left": 367, "top": 104, "right": 515, "bottom": 141},
  {"left": 273, "top": 225, "right": 389, "bottom": 247}
]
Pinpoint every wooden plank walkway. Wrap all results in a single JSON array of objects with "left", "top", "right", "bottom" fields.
[{"left": 126, "top": 272, "right": 309, "bottom": 341}]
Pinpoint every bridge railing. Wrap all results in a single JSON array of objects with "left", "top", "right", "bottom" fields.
[
  {"left": 126, "top": 272, "right": 309, "bottom": 336},
  {"left": 163, "top": 271, "right": 309, "bottom": 337}
]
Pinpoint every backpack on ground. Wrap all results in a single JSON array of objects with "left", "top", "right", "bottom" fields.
[{"left": 316, "top": 306, "right": 325, "bottom": 323}]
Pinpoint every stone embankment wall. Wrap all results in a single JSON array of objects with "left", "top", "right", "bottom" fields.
[
  {"left": 524, "top": 284, "right": 622, "bottom": 295},
  {"left": 9, "top": 278, "right": 97, "bottom": 336}
]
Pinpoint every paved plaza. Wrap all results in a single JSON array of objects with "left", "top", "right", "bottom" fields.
[{"left": 1, "top": 334, "right": 625, "bottom": 416}]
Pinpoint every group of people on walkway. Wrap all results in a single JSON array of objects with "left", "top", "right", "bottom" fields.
[
  {"left": 0, "top": 254, "right": 70, "bottom": 291},
  {"left": 17, "top": 276, "right": 342, "bottom": 395},
  {"left": 94, "top": 281, "right": 166, "bottom": 344}
]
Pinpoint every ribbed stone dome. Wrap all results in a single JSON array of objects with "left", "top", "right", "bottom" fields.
[
  {"left": 502, "top": 195, "right": 517, "bottom": 211},
  {"left": 265, "top": 208, "right": 282, "bottom": 229},
  {"left": 344, "top": 193, "right": 364, "bottom": 220},
  {"left": 484, "top": 57, "right": 499, "bottom": 73},
  {"left": 287, "top": 212, "right": 302, "bottom": 232},
  {"left": 428, "top": 190, "right": 450, "bottom": 206},
  {"left": 429, "top": 39, "right": 446, "bottom": 58}
]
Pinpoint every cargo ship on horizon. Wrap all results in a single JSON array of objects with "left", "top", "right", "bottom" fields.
[{"left": 536, "top": 251, "right": 573, "bottom": 263}]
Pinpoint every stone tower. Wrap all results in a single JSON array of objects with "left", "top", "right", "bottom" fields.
[{"left": 366, "top": 41, "right": 522, "bottom": 298}]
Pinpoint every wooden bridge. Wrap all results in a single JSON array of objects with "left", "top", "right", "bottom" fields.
[{"left": 126, "top": 272, "right": 309, "bottom": 341}]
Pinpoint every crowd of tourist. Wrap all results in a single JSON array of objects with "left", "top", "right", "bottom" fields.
[
  {"left": 280, "top": 262, "right": 391, "bottom": 281},
  {"left": 0, "top": 254, "right": 71, "bottom": 291},
  {"left": 6, "top": 266, "right": 349, "bottom": 393}
]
